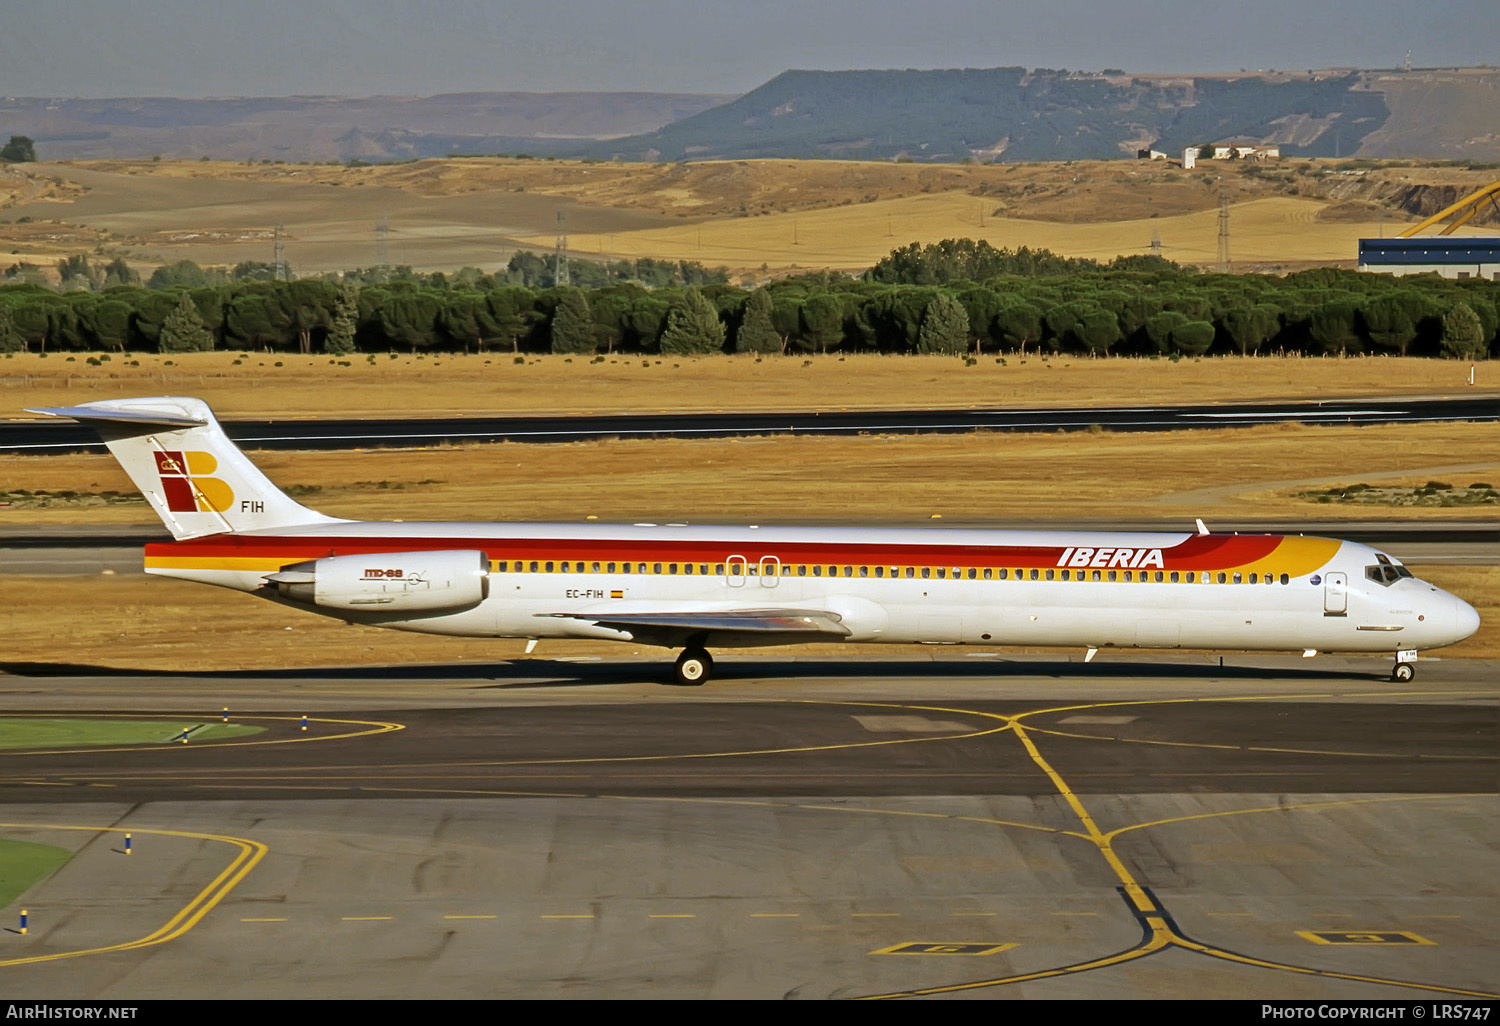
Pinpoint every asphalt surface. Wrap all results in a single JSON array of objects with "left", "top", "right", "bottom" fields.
[
  {"left": 6, "top": 394, "right": 1500, "bottom": 453},
  {"left": 0, "top": 655, "right": 1494, "bottom": 1000}
]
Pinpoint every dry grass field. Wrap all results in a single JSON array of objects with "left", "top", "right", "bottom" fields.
[
  {"left": 2, "top": 352, "right": 1492, "bottom": 421},
  {"left": 7, "top": 419, "right": 1500, "bottom": 527},
  {"left": 6, "top": 156, "right": 1499, "bottom": 276}
]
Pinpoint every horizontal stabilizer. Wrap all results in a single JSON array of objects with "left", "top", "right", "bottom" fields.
[{"left": 29, "top": 403, "right": 207, "bottom": 428}]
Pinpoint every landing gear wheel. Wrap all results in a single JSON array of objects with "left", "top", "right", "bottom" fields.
[
  {"left": 1391, "top": 662, "right": 1415, "bottom": 683},
  {"left": 674, "top": 648, "right": 713, "bottom": 686}
]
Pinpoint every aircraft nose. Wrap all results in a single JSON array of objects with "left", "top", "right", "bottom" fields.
[{"left": 1451, "top": 594, "right": 1481, "bottom": 643}]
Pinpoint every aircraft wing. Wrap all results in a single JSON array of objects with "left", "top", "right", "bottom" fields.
[{"left": 535, "top": 607, "right": 851, "bottom": 646}]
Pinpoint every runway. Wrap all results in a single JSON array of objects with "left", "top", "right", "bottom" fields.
[
  {"left": 0, "top": 654, "right": 1494, "bottom": 1000},
  {"left": 6, "top": 394, "right": 1500, "bottom": 453}
]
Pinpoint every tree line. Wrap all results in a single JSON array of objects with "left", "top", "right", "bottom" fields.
[{"left": 0, "top": 241, "right": 1495, "bottom": 359}]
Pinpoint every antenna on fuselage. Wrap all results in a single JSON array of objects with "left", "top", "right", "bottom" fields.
[{"left": 1195, "top": 518, "right": 1210, "bottom": 535}]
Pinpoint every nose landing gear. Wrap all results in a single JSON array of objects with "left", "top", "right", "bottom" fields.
[{"left": 1391, "top": 661, "right": 1415, "bottom": 683}]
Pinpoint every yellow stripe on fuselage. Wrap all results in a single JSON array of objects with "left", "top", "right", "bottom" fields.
[{"left": 1235, "top": 537, "right": 1343, "bottom": 579}]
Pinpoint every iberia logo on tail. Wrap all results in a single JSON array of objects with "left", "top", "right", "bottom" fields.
[{"left": 155, "top": 450, "right": 234, "bottom": 512}]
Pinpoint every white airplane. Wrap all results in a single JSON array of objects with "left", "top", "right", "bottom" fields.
[{"left": 33, "top": 396, "right": 1480, "bottom": 686}]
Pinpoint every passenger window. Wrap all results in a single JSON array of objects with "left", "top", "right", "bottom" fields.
[
  {"left": 1248, "top": 572, "right": 1257, "bottom": 583},
  {"left": 1233, "top": 573, "right": 1242, "bottom": 584},
  {"left": 497, "top": 561, "right": 508, "bottom": 572},
  {"left": 1060, "top": 569, "right": 1070, "bottom": 581},
  {"left": 1280, "top": 574, "right": 1289, "bottom": 584},
  {"left": 875, "top": 566, "right": 885, "bottom": 578},
  {"left": 1170, "top": 572, "right": 1179, "bottom": 583},
  {"left": 1030, "top": 569, "right": 1039, "bottom": 581},
  {"left": 1108, "top": 571, "right": 1117, "bottom": 582},
  {"left": 1122, "top": 571, "right": 1131, "bottom": 581},
  {"left": 905, "top": 567, "right": 915, "bottom": 578},
  {"left": 1092, "top": 570, "right": 1101, "bottom": 582},
  {"left": 1217, "top": 572, "right": 1226, "bottom": 584},
  {"left": 921, "top": 567, "right": 930, "bottom": 579},
  {"left": 937, "top": 568, "right": 947, "bottom": 579},
  {"left": 844, "top": 566, "right": 853, "bottom": 577},
  {"left": 983, "top": 568, "right": 992, "bottom": 580},
  {"left": 860, "top": 566, "right": 869, "bottom": 578},
  {"left": 813, "top": 565, "right": 822, "bottom": 577},
  {"left": 1045, "top": 569, "right": 1055, "bottom": 581},
  {"left": 607, "top": 562, "right": 616, "bottom": 573},
  {"left": 638, "top": 563, "right": 647, "bottom": 574}
]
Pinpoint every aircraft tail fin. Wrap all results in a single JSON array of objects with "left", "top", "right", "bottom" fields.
[{"left": 29, "top": 396, "right": 346, "bottom": 540}]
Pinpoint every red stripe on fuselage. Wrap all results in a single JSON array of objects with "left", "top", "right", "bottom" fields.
[{"left": 145, "top": 532, "right": 1284, "bottom": 570}]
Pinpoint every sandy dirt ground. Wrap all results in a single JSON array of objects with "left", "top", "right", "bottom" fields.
[{"left": 5, "top": 157, "right": 1497, "bottom": 277}]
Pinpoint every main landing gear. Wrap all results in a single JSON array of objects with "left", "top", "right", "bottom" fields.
[{"left": 673, "top": 647, "right": 714, "bottom": 686}]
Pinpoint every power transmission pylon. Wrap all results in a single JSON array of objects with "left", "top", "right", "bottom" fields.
[
  {"left": 1151, "top": 228, "right": 1162, "bottom": 257},
  {"left": 273, "top": 223, "right": 286, "bottom": 281},
  {"left": 1216, "top": 189, "right": 1231, "bottom": 272},
  {"left": 554, "top": 210, "right": 569, "bottom": 286},
  {"left": 375, "top": 216, "right": 389, "bottom": 266}
]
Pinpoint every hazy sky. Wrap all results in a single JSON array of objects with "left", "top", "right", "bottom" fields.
[{"left": 2, "top": 1, "right": 1496, "bottom": 98}]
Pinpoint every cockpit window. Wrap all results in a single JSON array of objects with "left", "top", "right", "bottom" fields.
[{"left": 1365, "top": 562, "right": 1413, "bottom": 586}]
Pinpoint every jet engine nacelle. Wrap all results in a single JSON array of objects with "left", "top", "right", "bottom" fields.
[{"left": 266, "top": 550, "right": 489, "bottom": 612}]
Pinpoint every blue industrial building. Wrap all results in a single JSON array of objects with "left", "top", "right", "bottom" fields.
[{"left": 1358, "top": 237, "right": 1500, "bottom": 279}]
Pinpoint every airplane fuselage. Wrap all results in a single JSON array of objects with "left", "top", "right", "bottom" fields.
[{"left": 144, "top": 521, "right": 1478, "bottom": 655}]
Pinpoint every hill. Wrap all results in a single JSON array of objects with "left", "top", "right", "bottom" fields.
[
  {"left": 0, "top": 92, "right": 732, "bottom": 162},
  {"left": 590, "top": 66, "right": 1500, "bottom": 164}
]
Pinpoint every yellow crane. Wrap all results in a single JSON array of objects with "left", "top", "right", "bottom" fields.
[{"left": 1398, "top": 179, "right": 1500, "bottom": 236}]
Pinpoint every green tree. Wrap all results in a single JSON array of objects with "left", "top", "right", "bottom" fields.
[
  {"left": 1441, "top": 302, "right": 1486, "bottom": 360},
  {"left": 1308, "top": 299, "right": 1363, "bottom": 356},
  {"left": 147, "top": 260, "right": 218, "bottom": 290},
  {"left": 548, "top": 287, "right": 596, "bottom": 354},
  {"left": 1361, "top": 292, "right": 1421, "bottom": 356},
  {"left": 993, "top": 300, "right": 1043, "bottom": 357},
  {"left": 158, "top": 294, "right": 215, "bottom": 353},
  {"left": 101, "top": 257, "right": 138, "bottom": 288},
  {"left": 325, "top": 282, "right": 359, "bottom": 354},
  {"left": 916, "top": 293, "right": 969, "bottom": 355},
  {"left": 1074, "top": 308, "right": 1123, "bottom": 356},
  {"left": 659, "top": 288, "right": 726, "bottom": 355},
  {"left": 1221, "top": 304, "right": 1280, "bottom": 355},
  {"left": 956, "top": 286, "right": 1005, "bottom": 354},
  {"left": 799, "top": 292, "right": 845, "bottom": 354},
  {"left": 735, "top": 287, "right": 781, "bottom": 354},
  {"left": 1171, "top": 319, "right": 1217, "bottom": 355},
  {"left": 56, "top": 255, "right": 97, "bottom": 291},
  {"left": 0, "top": 304, "right": 22, "bottom": 352},
  {"left": 0, "top": 135, "right": 37, "bottom": 162}
]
